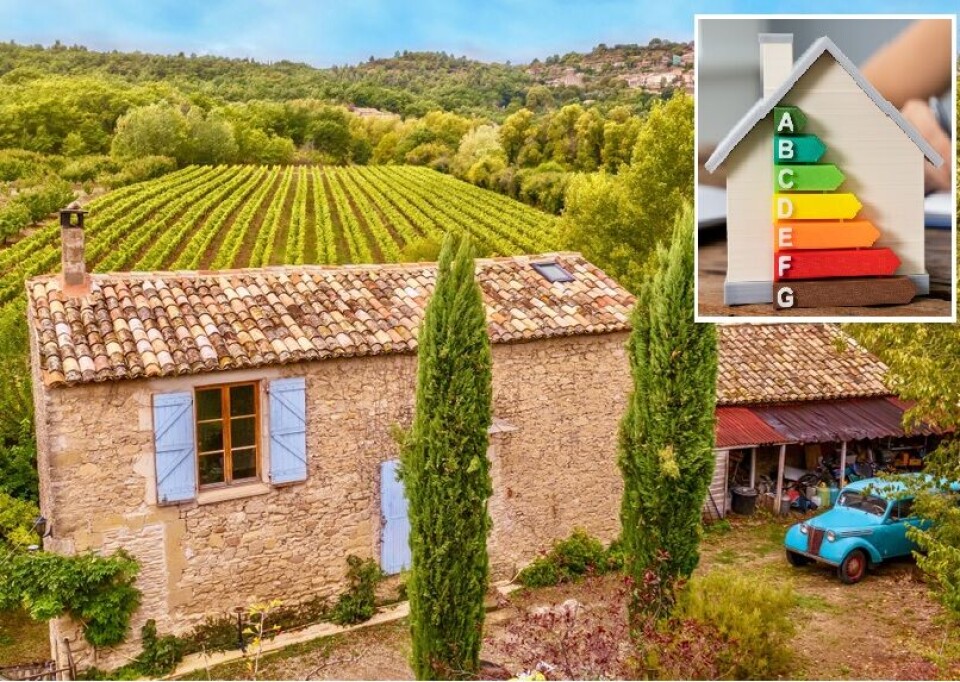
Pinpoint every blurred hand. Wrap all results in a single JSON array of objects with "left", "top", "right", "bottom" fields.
[{"left": 900, "top": 98, "right": 951, "bottom": 193}]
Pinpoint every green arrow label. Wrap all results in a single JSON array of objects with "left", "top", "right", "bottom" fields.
[
  {"left": 774, "top": 106, "right": 807, "bottom": 134},
  {"left": 774, "top": 164, "right": 845, "bottom": 191},
  {"left": 774, "top": 135, "right": 826, "bottom": 163}
]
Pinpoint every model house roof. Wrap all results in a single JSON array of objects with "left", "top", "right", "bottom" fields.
[
  {"left": 27, "top": 253, "right": 634, "bottom": 388},
  {"left": 705, "top": 36, "right": 944, "bottom": 173},
  {"left": 716, "top": 323, "right": 890, "bottom": 405}
]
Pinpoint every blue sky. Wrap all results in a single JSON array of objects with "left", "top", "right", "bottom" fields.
[{"left": 1, "top": 0, "right": 957, "bottom": 66}]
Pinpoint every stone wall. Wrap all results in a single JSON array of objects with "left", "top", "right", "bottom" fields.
[{"left": 33, "top": 332, "right": 630, "bottom": 670}]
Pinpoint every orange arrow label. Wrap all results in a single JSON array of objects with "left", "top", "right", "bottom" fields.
[{"left": 775, "top": 220, "right": 880, "bottom": 250}]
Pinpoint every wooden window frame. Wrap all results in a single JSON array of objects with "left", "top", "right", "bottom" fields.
[{"left": 194, "top": 381, "right": 261, "bottom": 489}]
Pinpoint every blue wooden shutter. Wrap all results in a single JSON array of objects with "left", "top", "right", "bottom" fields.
[
  {"left": 153, "top": 392, "right": 197, "bottom": 504},
  {"left": 380, "top": 459, "right": 411, "bottom": 574},
  {"left": 269, "top": 377, "right": 308, "bottom": 484}
]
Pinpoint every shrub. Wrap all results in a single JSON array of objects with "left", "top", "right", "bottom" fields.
[
  {"left": 677, "top": 570, "right": 795, "bottom": 679},
  {"left": 12, "top": 177, "right": 74, "bottom": 223},
  {"left": 59, "top": 155, "right": 119, "bottom": 183},
  {"left": 517, "top": 529, "right": 615, "bottom": 587},
  {"left": 103, "top": 155, "right": 177, "bottom": 188},
  {"left": 330, "top": 555, "right": 383, "bottom": 625},
  {"left": 0, "top": 203, "right": 31, "bottom": 243},
  {"left": 0, "top": 491, "right": 40, "bottom": 549},
  {"left": 133, "top": 619, "right": 184, "bottom": 677}
]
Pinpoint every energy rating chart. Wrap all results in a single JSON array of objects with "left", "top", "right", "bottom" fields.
[{"left": 770, "top": 105, "right": 915, "bottom": 309}]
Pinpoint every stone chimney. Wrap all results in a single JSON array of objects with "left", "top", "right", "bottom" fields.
[
  {"left": 759, "top": 33, "right": 793, "bottom": 97},
  {"left": 59, "top": 201, "right": 90, "bottom": 296}
]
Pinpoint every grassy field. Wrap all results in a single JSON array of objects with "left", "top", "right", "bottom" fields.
[
  {"left": 0, "top": 609, "right": 51, "bottom": 668},
  {"left": 169, "top": 513, "right": 960, "bottom": 680}
]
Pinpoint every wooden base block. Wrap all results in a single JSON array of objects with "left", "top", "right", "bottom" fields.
[{"left": 773, "top": 277, "right": 917, "bottom": 309}]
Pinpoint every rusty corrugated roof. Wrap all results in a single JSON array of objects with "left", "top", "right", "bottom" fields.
[
  {"left": 750, "top": 397, "right": 941, "bottom": 443},
  {"left": 715, "top": 406, "right": 789, "bottom": 449}
]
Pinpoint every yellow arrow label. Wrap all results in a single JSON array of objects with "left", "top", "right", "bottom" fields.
[{"left": 773, "top": 193, "right": 862, "bottom": 221}]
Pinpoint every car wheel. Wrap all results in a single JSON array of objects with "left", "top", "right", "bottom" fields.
[
  {"left": 786, "top": 550, "right": 811, "bottom": 567},
  {"left": 838, "top": 549, "right": 868, "bottom": 584}
]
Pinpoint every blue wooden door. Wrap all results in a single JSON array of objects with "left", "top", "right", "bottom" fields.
[{"left": 380, "top": 459, "right": 411, "bottom": 574}]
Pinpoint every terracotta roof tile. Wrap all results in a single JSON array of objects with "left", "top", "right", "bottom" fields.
[
  {"left": 28, "top": 253, "right": 635, "bottom": 388},
  {"left": 716, "top": 324, "right": 890, "bottom": 405}
]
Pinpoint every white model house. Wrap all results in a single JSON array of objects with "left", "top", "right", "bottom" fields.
[{"left": 705, "top": 34, "right": 944, "bottom": 305}]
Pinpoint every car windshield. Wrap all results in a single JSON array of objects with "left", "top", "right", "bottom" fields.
[{"left": 837, "top": 491, "right": 888, "bottom": 516}]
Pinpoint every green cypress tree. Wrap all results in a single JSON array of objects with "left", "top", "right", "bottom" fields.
[
  {"left": 401, "top": 232, "right": 493, "bottom": 680},
  {"left": 618, "top": 204, "right": 717, "bottom": 618}
]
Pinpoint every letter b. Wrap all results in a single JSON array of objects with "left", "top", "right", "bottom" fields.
[{"left": 778, "top": 138, "right": 794, "bottom": 160}]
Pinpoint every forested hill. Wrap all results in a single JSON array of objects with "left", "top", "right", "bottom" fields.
[{"left": 0, "top": 39, "right": 691, "bottom": 117}]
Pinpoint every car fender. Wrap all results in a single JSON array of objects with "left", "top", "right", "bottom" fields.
[
  {"left": 821, "top": 536, "right": 882, "bottom": 566},
  {"left": 784, "top": 524, "right": 806, "bottom": 553}
]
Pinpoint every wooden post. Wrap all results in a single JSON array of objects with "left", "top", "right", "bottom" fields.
[
  {"left": 750, "top": 447, "right": 757, "bottom": 489},
  {"left": 775, "top": 444, "right": 787, "bottom": 515},
  {"left": 839, "top": 441, "right": 848, "bottom": 487}
]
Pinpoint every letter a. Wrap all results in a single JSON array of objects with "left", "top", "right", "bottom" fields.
[
  {"left": 777, "top": 111, "right": 795, "bottom": 133},
  {"left": 777, "top": 196, "right": 793, "bottom": 219},
  {"left": 778, "top": 138, "right": 794, "bottom": 160}
]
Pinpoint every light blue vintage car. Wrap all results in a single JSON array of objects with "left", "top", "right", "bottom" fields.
[{"left": 783, "top": 476, "right": 942, "bottom": 584}]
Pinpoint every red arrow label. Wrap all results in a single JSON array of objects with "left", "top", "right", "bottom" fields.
[{"left": 774, "top": 248, "right": 901, "bottom": 281}]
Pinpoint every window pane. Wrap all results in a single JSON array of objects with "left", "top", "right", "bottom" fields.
[
  {"left": 198, "top": 421, "right": 223, "bottom": 453},
  {"left": 199, "top": 453, "right": 225, "bottom": 486},
  {"left": 230, "top": 385, "right": 256, "bottom": 416},
  {"left": 197, "top": 388, "right": 222, "bottom": 421},
  {"left": 232, "top": 448, "right": 257, "bottom": 480},
  {"left": 231, "top": 416, "right": 256, "bottom": 448}
]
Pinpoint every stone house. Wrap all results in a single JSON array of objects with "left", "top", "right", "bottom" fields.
[
  {"left": 26, "top": 210, "right": 906, "bottom": 671},
  {"left": 26, "top": 215, "right": 635, "bottom": 669}
]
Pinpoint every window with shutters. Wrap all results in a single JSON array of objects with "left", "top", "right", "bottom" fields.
[{"left": 194, "top": 382, "right": 260, "bottom": 488}]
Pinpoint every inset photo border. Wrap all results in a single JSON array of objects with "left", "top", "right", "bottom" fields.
[{"left": 695, "top": 14, "right": 956, "bottom": 323}]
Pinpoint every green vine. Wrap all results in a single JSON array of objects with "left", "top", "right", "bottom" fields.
[{"left": 0, "top": 547, "right": 141, "bottom": 647}]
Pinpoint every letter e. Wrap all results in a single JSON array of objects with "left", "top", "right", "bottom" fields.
[{"left": 778, "top": 226, "right": 793, "bottom": 248}]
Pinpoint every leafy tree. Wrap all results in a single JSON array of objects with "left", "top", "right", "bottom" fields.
[
  {"left": 310, "top": 119, "right": 352, "bottom": 164},
  {"left": 627, "top": 93, "right": 694, "bottom": 239},
  {"left": 111, "top": 103, "right": 188, "bottom": 161},
  {"left": 180, "top": 109, "right": 237, "bottom": 165},
  {"left": 852, "top": 324, "right": 960, "bottom": 617},
  {"left": 451, "top": 124, "right": 504, "bottom": 178},
  {"left": 546, "top": 103, "right": 584, "bottom": 166},
  {"left": 561, "top": 93, "right": 693, "bottom": 292},
  {"left": 619, "top": 205, "right": 717, "bottom": 618},
  {"left": 401, "top": 232, "right": 493, "bottom": 680},
  {"left": 499, "top": 108, "right": 534, "bottom": 164},
  {"left": 525, "top": 84, "right": 555, "bottom": 111}
]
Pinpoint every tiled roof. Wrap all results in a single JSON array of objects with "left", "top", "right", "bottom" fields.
[
  {"left": 27, "top": 253, "right": 634, "bottom": 388},
  {"left": 716, "top": 323, "right": 890, "bottom": 406}
]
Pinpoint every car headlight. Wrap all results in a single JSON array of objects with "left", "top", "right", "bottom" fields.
[
  {"left": 799, "top": 523, "right": 808, "bottom": 535},
  {"left": 826, "top": 530, "right": 837, "bottom": 542}
]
